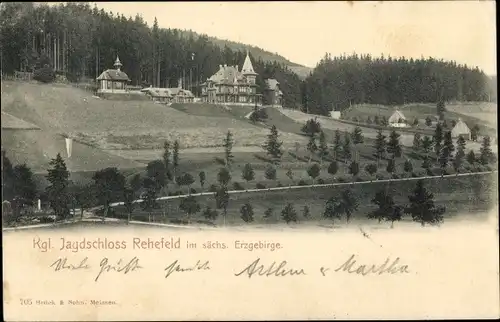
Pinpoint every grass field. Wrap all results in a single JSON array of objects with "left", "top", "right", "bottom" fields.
[
  {"left": 1, "top": 112, "right": 40, "bottom": 130},
  {"left": 108, "top": 173, "right": 497, "bottom": 227}
]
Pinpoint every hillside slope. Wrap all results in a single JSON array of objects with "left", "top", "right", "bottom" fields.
[{"left": 1, "top": 82, "right": 310, "bottom": 172}]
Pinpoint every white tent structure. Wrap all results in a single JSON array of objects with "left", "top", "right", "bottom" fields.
[
  {"left": 388, "top": 110, "right": 408, "bottom": 127},
  {"left": 451, "top": 118, "right": 471, "bottom": 140}
]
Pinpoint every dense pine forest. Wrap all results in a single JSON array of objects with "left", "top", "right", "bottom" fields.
[
  {"left": 0, "top": 2, "right": 495, "bottom": 115},
  {"left": 0, "top": 2, "right": 303, "bottom": 108},
  {"left": 302, "top": 53, "right": 496, "bottom": 115}
]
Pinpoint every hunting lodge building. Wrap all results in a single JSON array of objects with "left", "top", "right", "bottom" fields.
[{"left": 201, "top": 52, "right": 260, "bottom": 105}]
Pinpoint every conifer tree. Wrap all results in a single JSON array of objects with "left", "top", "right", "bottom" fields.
[
  {"left": 349, "top": 161, "right": 360, "bottom": 180},
  {"left": 306, "top": 135, "right": 317, "bottom": 163},
  {"left": 172, "top": 140, "right": 180, "bottom": 181},
  {"left": 215, "top": 185, "right": 229, "bottom": 226},
  {"left": 412, "top": 133, "right": 421, "bottom": 153},
  {"left": 240, "top": 203, "right": 254, "bottom": 223},
  {"left": 386, "top": 158, "right": 396, "bottom": 175},
  {"left": 479, "top": 136, "right": 493, "bottom": 165},
  {"left": 223, "top": 130, "right": 235, "bottom": 168},
  {"left": 217, "top": 167, "right": 232, "bottom": 187},
  {"left": 318, "top": 130, "right": 328, "bottom": 164},
  {"left": 374, "top": 129, "right": 387, "bottom": 166},
  {"left": 455, "top": 136, "right": 466, "bottom": 160},
  {"left": 332, "top": 129, "right": 342, "bottom": 160},
  {"left": 328, "top": 161, "right": 339, "bottom": 179},
  {"left": 387, "top": 130, "right": 402, "bottom": 158},
  {"left": 241, "top": 163, "right": 255, "bottom": 190},
  {"left": 365, "top": 163, "right": 378, "bottom": 181},
  {"left": 264, "top": 165, "right": 277, "bottom": 181},
  {"left": 421, "top": 136, "right": 433, "bottom": 158},
  {"left": 368, "top": 189, "right": 401, "bottom": 227},
  {"left": 263, "top": 125, "right": 283, "bottom": 164},
  {"left": 439, "top": 131, "right": 455, "bottom": 169},
  {"left": 343, "top": 132, "right": 352, "bottom": 163},
  {"left": 199, "top": 171, "right": 206, "bottom": 190},
  {"left": 142, "top": 177, "right": 158, "bottom": 222},
  {"left": 403, "top": 159, "right": 413, "bottom": 174},
  {"left": 163, "top": 140, "right": 172, "bottom": 182},
  {"left": 46, "top": 153, "right": 71, "bottom": 220},
  {"left": 433, "top": 123, "right": 444, "bottom": 160},
  {"left": 405, "top": 180, "right": 446, "bottom": 226},
  {"left": 302, "top": 205, "right": 311, "bottom": 219},
  {"left": 281, "top": 203, "right": 298, "bottom": 224},
  {"left": 466, "top": 150, "right": 476, "bottom": 165},
  {"left": 285, "top": 168, "right": 294, "bottom": 188},
  {"left": 324, "top": 189, "right": 358, "bottom": 224},
  {"left": 179, "top": 195, "right": 201, "bottom": 224},
  {"left": 351, "top": 126, "right": 364, "bottom": 145},
  {"left": 307, "top": 163, "right": 321, "bottom": 184}
]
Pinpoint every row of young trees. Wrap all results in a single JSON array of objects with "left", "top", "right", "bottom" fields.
[
  {"left": 0, "top": 2, "right": 302, "bottom": 108},
  {"left": 301, "top": 53, "right": 496, "bottom": 115},
  {"left": 208, "top": 179, "right": 447, "bottom": 228}
]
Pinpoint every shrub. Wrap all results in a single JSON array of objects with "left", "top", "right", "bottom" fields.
[
  {"left": 297, "top": 179, "right": 308, "bottom": 186},
  {"left": 412, "top": 170, "right": 427, "bottom": 178},
  {"left": 189, "top": 188, "right": 197, "bottom": 194},
  {"left": 337, "top": 177, "right": 347, "bottom": 183},
  {"left": 232, "top": 182, "right": 245, "bottom": 191},
  {"left": 375, "top": 173, "right": 386, "bottom": 180},
  {"left": 317, "top": 178, "right": 325, "bottom": 184},
  {"left": 484, "top": 165, "right": 493, "bottom": 171},
  {"left": 392, "top": 173, "right": 400, "bottom": 179},
  {"left": 33, "top": 66, "right": 56, "bottom": 83},
  {"left": 355, "top": 177, "right": 364, "bottom": 182},
  {"left": 474, "top": 165, "right": 486, "bottom": 172},
  {"left": 208, "top": 184, "right": 218, "bottom": 193},
  {"left": 277, "top": 182, "right": 284, "bottom": 187},
  {"left": 430, "top": 168, "right": 442, "bottom": 176},
  {"left": 256, "top": 183, "right": 266, "bottom": 189}
]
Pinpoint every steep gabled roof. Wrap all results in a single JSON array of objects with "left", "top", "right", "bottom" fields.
[
  {"left": 388, "top": 110, "right": 406, "bottom": 123},
  {"left": 451, "top": 118, "right": 471, "bottom": 134},
  {"left": 96, "top": 69, "right": 130, "bottom": 81},
  {"left": 241, "top": 51, "right": 257, "bottom": 76},
  {"left": 141, "top": 87, "right": 173, "bottom": 98},
  {"left": 209, "top": 65, "right": 242, "bottom": 84}
]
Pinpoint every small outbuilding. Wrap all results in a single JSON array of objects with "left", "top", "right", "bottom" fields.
[
  {"left": 388, "top": 110, "right": 408, "bottom": 127},
  {"left": 451, "top": 118, "right": 471, "bottom": 140},
  {"left": 96, "top": 56, "right": 131, "bottom": 93}
]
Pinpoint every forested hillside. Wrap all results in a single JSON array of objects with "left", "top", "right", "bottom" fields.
[
  {"left": 176, "top": 29, "right": 312, "bottom": 79},
  {"left": 0, "top": 2, "right": 303, "bottom": 108},
  {"left": 0, "top": 3, "right": 495, "bottom": 115},
  {"left": 301, "top": 53, "right": 496, "bottom": 115}
]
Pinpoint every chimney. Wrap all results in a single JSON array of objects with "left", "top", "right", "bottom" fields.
[{"left": 219, "top": 64, "right": 222, "bottom": 69}]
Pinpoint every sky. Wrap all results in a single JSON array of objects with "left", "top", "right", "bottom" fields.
[{"left": 88, "top": 1, "right": 496, "bottom": 74}]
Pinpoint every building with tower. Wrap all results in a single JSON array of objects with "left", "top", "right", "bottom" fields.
[
  {"left": 201, "top": 52, "right": 261, "bottom": 105},
  {"left": 96, "top": 56, "right": 131, "bottom": 93}
]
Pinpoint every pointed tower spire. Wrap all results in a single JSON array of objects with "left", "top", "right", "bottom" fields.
[
  {"left": 114, "top": 56, "right": 123, "bottom": 71},
  {"left": 241, "top": 50, "right": 257, "bottom": 76}
]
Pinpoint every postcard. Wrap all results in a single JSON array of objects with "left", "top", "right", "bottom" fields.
[{"left": 2, "top": 1, "right": 498, "bottom": 321}]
